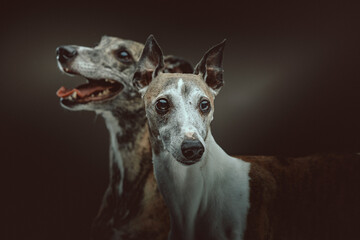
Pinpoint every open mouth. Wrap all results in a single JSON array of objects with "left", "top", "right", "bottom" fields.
[{"left": 56, "top": 78, "right": 123, "bottom": 105}]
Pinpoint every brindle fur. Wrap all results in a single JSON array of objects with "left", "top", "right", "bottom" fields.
[{"left": 56, "top": 36, "right": 193, "bottom": 240}]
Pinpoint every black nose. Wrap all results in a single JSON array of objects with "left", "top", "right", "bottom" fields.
[
  {"left": 181, "top": 139, "right": 205, "bottom": 161},
  {"left": 56, "top": 46, "right": 78, "bottom": 64}
]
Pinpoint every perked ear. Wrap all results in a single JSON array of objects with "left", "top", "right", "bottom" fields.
[
  {"left": 194, "top": 39, "right": 226, "bottom": 95},
  {"left": 133, "top": 35, "right": 164, "bottom": 92}
]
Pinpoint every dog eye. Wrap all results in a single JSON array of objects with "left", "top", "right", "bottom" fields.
[
  {"left": 116, "top": 50, "right": 132, "bottom": 63},
  {"left": 155, "top": 98, "right": 170, "bottom": 114},
  {"left": 199, "top": 99, "right": 211, "bottom": 113}
]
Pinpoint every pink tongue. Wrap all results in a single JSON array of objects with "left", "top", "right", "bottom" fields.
[{"left": 56, "top": 86, "right": 108, "bottom": 98}]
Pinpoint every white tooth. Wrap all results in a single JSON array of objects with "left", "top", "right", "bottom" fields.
[
  {"left": 68, "top": 96, "right": 73, "bottom": 100},
  {"left": 72, "top": 92, "right": 77, "bottom": 98},
  {"left": 91, "top": 94, "right": 95, "bottom": 97},
  {"left": 104, "top": 89, "right": 109, "bottom": 94},
  {"left": 110, "top": 80, "right": 115, "bottom": 83},
  {"left": 98, "top": 92, "right": 103, "bottom": 96},
  {"left": 105, "top": 79, "right": 109, "bottom": 82}
]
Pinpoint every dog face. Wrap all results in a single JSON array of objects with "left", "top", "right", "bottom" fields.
[
  {"left": 143, "top": 73, "right": 215, "bottom": 165},
  {"left": 56, "top": 36, "right": 193, "bottom": 112},
  {"left": 133, "top": 36, "right": 225, "bottom": 165}
]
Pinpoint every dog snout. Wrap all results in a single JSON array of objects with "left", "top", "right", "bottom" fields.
[
  {"left": 181, "top": 139, "right": 204, "bottom": 162},
  {"left": 56, "top": 46, "right": 78, "bottom": 64}
]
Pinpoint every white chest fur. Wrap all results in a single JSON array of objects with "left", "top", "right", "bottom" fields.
[{"left": 152, "top": 134, "right": 251, "bottom": 240}]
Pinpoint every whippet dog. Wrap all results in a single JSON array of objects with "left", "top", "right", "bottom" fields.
[
  {"left": 133, "top": 35, "right": 360, "bottom": 240},
  {"left": 56, "top": 36, "right": 193, "bottom": 240}
]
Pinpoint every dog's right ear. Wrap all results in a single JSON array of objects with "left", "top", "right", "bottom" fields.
[{"left": 133, "top": 35, "right": 164, "bottom": 94}]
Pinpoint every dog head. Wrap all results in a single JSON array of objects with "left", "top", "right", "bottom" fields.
[
  {"left": 133, "top": 35, "right": 225, "bottom": 165},
  {"left": 56, "top": 36, "right": 193, "bottom": 112}
]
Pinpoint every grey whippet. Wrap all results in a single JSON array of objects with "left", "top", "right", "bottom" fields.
[{"left": 56, "top": 35, "right": 193, "bottom": 240}]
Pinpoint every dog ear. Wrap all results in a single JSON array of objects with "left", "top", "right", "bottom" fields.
[
  {"left": 163, "top": 55, "right": 193, "bottom": 73},
  {"left": 133, "top": 35, "right": 164, "bottom": 92},
  {"left": 194, "top": 39, "right": 226, "bottom": 95}
]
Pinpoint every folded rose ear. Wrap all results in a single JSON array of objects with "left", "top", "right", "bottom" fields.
[
  {"left": 133, "top": 35, "right": 164, "bottom": 93},
  {"left": 194, "top": 39, "right": 226, "bottom": 95},
  {"left": 163, "top": 55, "right": 193, "bottom": 73}
]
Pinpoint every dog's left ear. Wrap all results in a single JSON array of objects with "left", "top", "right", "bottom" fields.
[
  {"left": 194, "top": 39, "right": 226, "bottom": 95},
  {"left": 133, "top": 35, "right": 164, "bottom": 94}
]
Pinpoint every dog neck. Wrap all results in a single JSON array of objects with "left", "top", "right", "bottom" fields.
[
  {"left": 150, "top": 130, "right": 250, "bottom": 240},
  {"left": 91, "top": 107, "right": 170, "bottom": 239},
  {"left": 99, "top": 107, "right": 153, "bottom": 223}
]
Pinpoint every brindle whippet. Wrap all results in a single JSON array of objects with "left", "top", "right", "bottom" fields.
[
  {"left": 56, "top": 36, "right": 193, "bottom": 240},
  {"left": 133, "top": 35, "right": 360, "bottom": 240}
]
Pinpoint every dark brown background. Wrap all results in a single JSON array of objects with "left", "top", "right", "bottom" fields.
[{"left": 3, "top": 1, "right": 360, "bottom": 239}]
